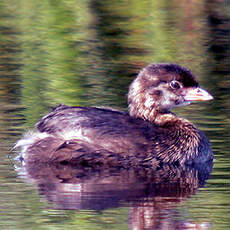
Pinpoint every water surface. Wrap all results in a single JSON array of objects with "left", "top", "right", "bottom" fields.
[{"left": 0, "top": 0, "right": 230, "bottom": 229}]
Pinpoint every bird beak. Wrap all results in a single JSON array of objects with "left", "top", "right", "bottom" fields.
[{"left": 184, "top": 87, "right": 213, "bottom": 101}]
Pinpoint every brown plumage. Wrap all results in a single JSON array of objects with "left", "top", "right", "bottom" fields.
[{"left": 15, "top": 63, "right": 213, "bottom": 166}]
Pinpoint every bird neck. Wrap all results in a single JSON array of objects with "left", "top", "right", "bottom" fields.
[
  {"left": 150, "top": 114, "right": 204, "bottom": 165},
  {"left": 129, "top": 103, "right": 175, "bottom": 125}
]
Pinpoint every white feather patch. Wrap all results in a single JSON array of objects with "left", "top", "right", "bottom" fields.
[{"left": 14, "top": 131, "right": 51, "bottom": 159}]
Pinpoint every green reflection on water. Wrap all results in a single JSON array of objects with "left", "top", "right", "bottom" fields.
[
  {"left": 13, "top": 0, "right": 209, "bottom": 123},
  {"left": 17, "top": 0, "right": 90, "bottom": 125},
  {"left": 0, "top": 0, "right": 229, "bottom": 230}
]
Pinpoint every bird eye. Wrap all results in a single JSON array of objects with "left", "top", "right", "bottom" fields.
[{"left": 170, "top": 80, "right": 181, "bottom": 90}]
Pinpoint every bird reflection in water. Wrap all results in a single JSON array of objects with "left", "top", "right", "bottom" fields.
[{"left": 16, "top": 159, "right": 213, "bottom": 230}]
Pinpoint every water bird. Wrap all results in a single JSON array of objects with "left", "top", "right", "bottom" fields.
[{"left": 16, "top": 63, "right": 213, "bottom": 167}]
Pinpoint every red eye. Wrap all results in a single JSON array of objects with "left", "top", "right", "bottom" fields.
[{"left": 170, "top": 80, "right": 181, "bottom": 90}]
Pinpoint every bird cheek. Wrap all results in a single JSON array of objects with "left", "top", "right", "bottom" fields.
[{"left": 144, "top": 96, "right": 155, "bottom": 108}]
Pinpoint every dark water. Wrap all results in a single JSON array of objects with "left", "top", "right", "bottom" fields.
[{"left": 0, "top": 0, "right": 230, "bottom": 229}]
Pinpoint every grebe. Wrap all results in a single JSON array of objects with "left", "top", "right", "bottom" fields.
[{"left": 16, "top": 63, "right": 213, "bottom": 166}]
